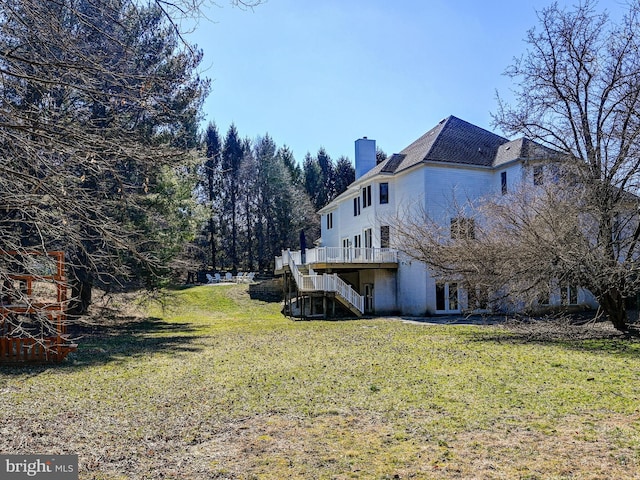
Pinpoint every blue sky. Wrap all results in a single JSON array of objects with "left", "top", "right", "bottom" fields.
[{"left": 186, "top": 0, "right": 623, "bottom": 163}]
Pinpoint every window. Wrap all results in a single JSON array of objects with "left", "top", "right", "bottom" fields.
[
  {"left": 342, "top": 238, "right": 351, "bottom": 261},
  {"left": 450, "top": 217, "right": 475, "bottom": 240},
  {"left": 364, "top": 228, "right": 373, "bottom": 259},
  {"left": 353, "top": 197, "right": 361, "bottom": 216},
  {"left": 364, "top": 228, "right": 372, "bottom": 248},
  {"left": 501, "top": 171, "right": 507, "bottom": 195},
  {"left": 362, "top": 185, "right": 372, "bottom": 208},
  {"left": 468, "top": 285, "right": 489, "bottom": 311},
  {"left": 533, "top": 165, "right": 544, "bottom": 186},
  {"left": 380, "top": 225, "right": 390, "bottom": 248},
  {"left": 326, "top": 212, "right": 333, "bottom": 229},
  {"left": 537, "top": 290, "right": 550, "bottom": 306},
  {"left": 379, "top": 183, "right": 389, "bottom": 204},
  {"left": 364, "top": 284, "right": 374, "bottom": 313},
  {"left": 436, "top": 284, "right": 445, "bottom": 311},
  {"left": 561, "top": 285, "right": 578, "bottom": 305},
  {"left": 436, "top": 282, "right": 459, "bottom": 312}
]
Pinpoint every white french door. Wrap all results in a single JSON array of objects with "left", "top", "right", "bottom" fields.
[{"left": 435, "top": 282, "right": 460, "bottom": 313}]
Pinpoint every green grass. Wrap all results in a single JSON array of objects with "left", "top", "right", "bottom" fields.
[{"left": 1, "top": 284, "right": 639, "bottom": 479}]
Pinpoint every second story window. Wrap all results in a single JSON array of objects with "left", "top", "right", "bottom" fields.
[
  {"left": 353, "top": 197, "right": 361, "bottom": 216},
  {"left": 379, "top": 183, "right": 389, "bottom": 204},
  {"left": 533, "top": 165, "right": 544, "bottom": 185},
  {"left": 326, "top": 212, "right": 333, "bottom": 229},
  {"left": 501, "top": 171, "right": 507, "bottom": 195},
  {"left": 362, "top": 185, "right": 372, "bottom": 208}
]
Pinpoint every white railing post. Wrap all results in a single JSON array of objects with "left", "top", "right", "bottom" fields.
[
  {"left": 284, "top": 256, "right": 363, "bottom": 314},
  {"left": 279, "top": 247, "right": 400, "bottom": 268}
]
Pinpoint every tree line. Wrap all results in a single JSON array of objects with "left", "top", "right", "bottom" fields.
[{"left": 194, "top": 122, "right": 356, "bottom": 275}]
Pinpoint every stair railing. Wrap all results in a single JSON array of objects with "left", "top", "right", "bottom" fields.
[{"left": 283, "top": 250, "right": 364, "bottom": 314}]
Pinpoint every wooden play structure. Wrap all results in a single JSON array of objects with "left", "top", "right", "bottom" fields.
[{"left": 0, "top": 251, "right": 77, "bottom": 363}]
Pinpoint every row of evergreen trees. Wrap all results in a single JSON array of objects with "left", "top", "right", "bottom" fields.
[{"left": 193, "top": 122, "right": 360, "bottom": 274}]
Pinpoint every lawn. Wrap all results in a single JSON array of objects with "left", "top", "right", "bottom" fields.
[{"left": 1, "top": 284, "right": 639, "bottom": 479}]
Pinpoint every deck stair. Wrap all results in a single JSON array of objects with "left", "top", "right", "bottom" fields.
[{"left": 282, "top": 249, "right": 363, "bottom": 316}]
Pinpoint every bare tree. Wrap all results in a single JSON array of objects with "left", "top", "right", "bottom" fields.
[
  {"left": 391, "top": 168, "right": 626, "bottom": 318},
  {"left": 494, "top": 0, "right": 640, "bottom": 330},
  {"left": 393, "top": 1, "right": 640, "bottom": 331}
]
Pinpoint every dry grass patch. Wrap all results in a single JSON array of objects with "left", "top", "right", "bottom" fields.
[{"left": 186, "top": 412, "right": 640, "bottom": 479}]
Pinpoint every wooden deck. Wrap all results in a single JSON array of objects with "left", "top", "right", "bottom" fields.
[
  {"left": 0, "top": 251, "right": 77, "bottom": 364},
  {"left": 0, "top": 337, "right": 77, "bottom": 363}
]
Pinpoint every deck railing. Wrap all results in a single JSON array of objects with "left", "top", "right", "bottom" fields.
[
  {"left": 275, "top": 247, "right": 398, "bottom": 270},
  {"left": 283, "top": 250, "right": 364, "bottom": 314}
]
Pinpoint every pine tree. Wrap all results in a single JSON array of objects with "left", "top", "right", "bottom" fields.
[
  {"left": 303, "top": 153, "right": 324, "bottom": 210},
  {"left": 316, "top": 147, "right": 336, "bottom": 204},
  {"left": 278, "top": 146, "right": 303, "bottom": 185},
  {"left": 203, "top": 122, "right": 223, "bottom": 269},
  {"left": 0, "top": 0, "right": 208, "bottom": 313},
  {"left": 221, "top": 124, "right": 244, "bottom": 271},
  {"left": 334, "top": 156, "right": 355, "bottom": 197}
]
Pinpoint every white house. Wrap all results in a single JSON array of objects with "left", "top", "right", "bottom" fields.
[{"left": 275, "top": 115, "right": 597, "bottom": 317}]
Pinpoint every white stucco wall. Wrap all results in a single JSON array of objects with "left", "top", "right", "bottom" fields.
[
  {"left": 396, "top": 256, "right": 429, "bottom": 315},
  {"left": 317, "top": 157, "right": 600, "bottom": 316},
  {"left": 373, "top": 269, "right": 397, "bottom": 314}
]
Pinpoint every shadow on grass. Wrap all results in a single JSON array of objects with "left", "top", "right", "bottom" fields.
[
  {"left": 71, "top": 315, "right": 202, "bottom": 365},
  {"left": 0, "top": 315, "right": 202, "bottom": 374},
  {"left": 462, "top": 320, "right": 640, "bottom": 360}
]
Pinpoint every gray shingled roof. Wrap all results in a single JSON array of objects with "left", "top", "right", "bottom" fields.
[
  {"left": 494, "top": 138, "right": 526, "bottom": 167},
  {"left": 320, "top": 116, "right": 560, "bottom": 213},
  {"left": 494, "top": 137, "right": 562, "bottom": 167},
  {"left": 419, "top": 116, "right": 509, "bottom": 166},
  {"left": 358, "top": 116, "right": 512, "bottom": 182},
  {"left": 380, "top": 153, "right": 406, "bottom": 173}
]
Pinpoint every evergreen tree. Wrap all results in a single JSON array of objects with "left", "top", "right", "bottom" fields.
[
  {"left": 0, "top": 0, "right": 208, "bottom": 313},
  {"left": 316, "top": 147, "right": 335, "bottom": 204},
  {"left": 278, "top": 146, "right": 302, "bottom": 185},
  {"left": 239, "top": 137, "right": 258, "bottom": 271},
  {"left": 254, "top": 135, "right": 280, "bottom": 270},
  {"left": 303, "top": 153, "right": 324, "bottom": 210},
  {"left": 203, "top": 121, "right": 223, "bottom": 269},
  {"left": 334, "top": 156, "right": 355, "bottom": 197},
  {"left": 221, "top": 124, "right": 244, "bottom": 271}
]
